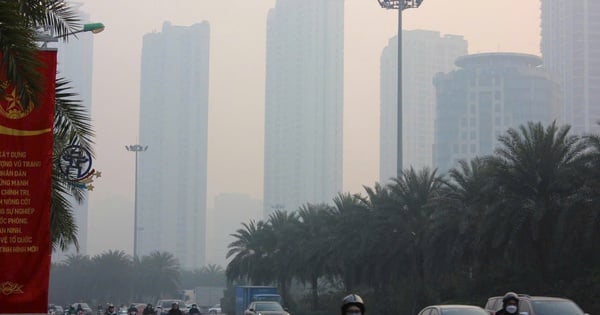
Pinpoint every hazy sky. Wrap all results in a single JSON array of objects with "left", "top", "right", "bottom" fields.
[{"left": 78, "top": 0, "right": 541, "bottom": 255}]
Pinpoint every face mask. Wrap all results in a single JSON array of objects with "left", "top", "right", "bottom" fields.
[{"left": 506, "top": 305, "right": 518, "bottom": 314}]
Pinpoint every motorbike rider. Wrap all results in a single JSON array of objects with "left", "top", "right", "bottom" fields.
[
  {"left": 143, "top": 304, "right": 156, "bottom": 315},
  {"left": 167, "top": 302, "right": 184, "bottom": 315},
  {"left": 341, "top": 294, "right": 365, "bottom": 315},
  {"left": 105, "top": 304, "right": 117, "bottom": 315},
  {"left": 495, "top": 292, "right": 520, "bottom": 315},
  {"left": 188, "top": 304, "right": 201, "bottom": 315},
  {"left": 76, "top": 304, "right": 85, "bottom": 315},
  {"left": 128, "top": 304, "right": 139, "bottom": 315}
]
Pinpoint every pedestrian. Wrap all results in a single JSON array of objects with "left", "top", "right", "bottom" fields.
[
  {"left": 495, "top": 292, "right": 520, "bottom": 315},
  {"left": 341, "top": 294, "right": 365, "bottom": 315}
]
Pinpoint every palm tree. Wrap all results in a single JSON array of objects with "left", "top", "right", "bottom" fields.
[
  {"left": 226, "top": 220, "right": 272, "bottom": 285},
  {"left": 136, "top": 251, "right": 181, "bottom": 301},
  {"left": 385, "top": 167, "right": 445, "bottom": 313},
  {"left": 51, "top": 78, "right": 94, "bottom": 251},
  {"left": 0, "top": 0, "right": 79, "bottom": 107},
  {"left": 91, "top": 250, "right": 133, "bottom": 302},
  {"left": 295, "top": 203, "right": 336, "bottom": 309},
  {"left": 265, "top": 210, "right": 300, "bottom": 307},
  {"left": 433, "top": 158, "right": 497, "bottom": 294},
  {"left": 1, "top": 1, "right": 94, "bottom": 251},
  {"left": 486, "top": 121, "right": 589, "bottom": 288}
]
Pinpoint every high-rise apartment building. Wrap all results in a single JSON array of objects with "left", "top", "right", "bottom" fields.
[
  {"left": 380, "top": 30, "right": 467, "bottom": 183},
  {"left": 264, "top": 0, "right": 344, "bottom": 215},
  {"left": 541, "top": 0, "right": 600, "bottom": 134},
  {"left": 52, "top": 4, "right": 94, "bottom": 262},
  {"left": 138, "top": 21, "right": 210, "bottom": 269},
  {"left": 433, "top": 53, "right": 561, "bottom": 172}
]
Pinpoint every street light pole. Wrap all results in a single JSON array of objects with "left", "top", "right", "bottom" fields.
[
  {"left": 376, "top": 0, "right": 424, "bottom": 177},
  {"left": 37, "top": 22, "right": 105, "bottom": 47},
  {"left": 126, "top": 144, "right": 148, "bottom": 257}
]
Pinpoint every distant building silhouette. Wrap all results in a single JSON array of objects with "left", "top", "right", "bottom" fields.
[
  {"left": 52, "top": 4, "right": 94, "bottom": 262},
  {"left": 138, "top": 21, "right": 210, "bottom": 269},
  {"left": 541, "top": 0, "right": 600, "bottom": 134},
  {"left": 206, "top": 193, "right": 263, "bottom": 267},
  {"left": 264, "top": 0, "right": 344, "bottom": 215},
  {"left": 380, "top": 30, "right": 467, "bottom": 183},
  {"left": 433, "top": 53, "right": 561, "bottom": 173}
]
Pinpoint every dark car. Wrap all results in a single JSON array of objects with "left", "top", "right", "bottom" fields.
[
  {"left": 245, "top": 301, "right": 289, "bottom": 315},
  {"left": 484, "top": 295, "right": 588, "bottom": 315},
  {"left": 418, "top": 304, "right": 489, "bottom": 315}
]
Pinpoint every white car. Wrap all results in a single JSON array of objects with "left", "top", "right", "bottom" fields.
[{"left": 209, "top": 304, "right": 222, "bottom": 315}]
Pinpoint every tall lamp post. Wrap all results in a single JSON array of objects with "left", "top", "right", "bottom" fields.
[
  {"left": 377, "top": 0, "right": 424, "bottom": 176},
  {"left": 126, "top": 144, "right": 148, "bottom": 257}
]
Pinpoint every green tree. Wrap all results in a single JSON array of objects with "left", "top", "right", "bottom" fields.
[
  {"left": 1, "top": 1, "right": 94, "bottom": 251},
  {"left": 226, "top": 220, "right": 272, "bottom": 285},
  {"left": 136, "top": 251, "right": 181, "bottom": 301},
  {"left": 295, "top": 203, "right": 336, "bottom": 309},
  {"left": 0, "top": 0, "right": 78, "bottom": 106},
  {"left": 486, "top": 121, "right": 588, "bottom": 289},
  {"left": 91, "top": 250, "right": 133, "bottom": 303}
]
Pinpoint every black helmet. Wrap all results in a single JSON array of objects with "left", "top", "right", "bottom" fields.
[
  {"left": 503, "top": 292, "right": 519, "bottom": 304},
  {"left": 341, "top": 294, "right": 365, "bottom": 315}
]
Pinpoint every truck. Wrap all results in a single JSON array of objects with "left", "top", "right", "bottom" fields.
[{"left": 234, "top": 286, "right": 282, "bottom": 315}]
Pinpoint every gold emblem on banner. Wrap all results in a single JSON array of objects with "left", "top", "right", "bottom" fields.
[
  {"left": 0, "top": 80, "right": 51, "bottom": 136},
  {"left": 0, "top": 81, "right": 34, "bottom": 120},
  {"left": 0, "top": 281, "right": 24, "bottom": 295}
]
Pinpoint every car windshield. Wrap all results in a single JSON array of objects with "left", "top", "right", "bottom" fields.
[
  {"left": 254, "top": 303, "right": 284, "bottom": 312},
  {"left": 166, "top": 302, "right": 181, "bottom": 308},
  {"left": 531, "top": 301, "right": 583, "bottom": 315},
  {"left": 442, "top": 308, "right": 487, "bottom": 315}
]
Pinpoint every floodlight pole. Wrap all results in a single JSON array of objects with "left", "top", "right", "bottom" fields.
[
  {"left": 377, "top": 0, "right": 423, "bottom": 177},
  {"left": 126, "top": 144, "right": 148, "bottom": 257}
]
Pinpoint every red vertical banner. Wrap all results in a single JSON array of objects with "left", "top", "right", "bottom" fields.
[{"left": 0, "top": 49, "right": 56, "bottom": 314}]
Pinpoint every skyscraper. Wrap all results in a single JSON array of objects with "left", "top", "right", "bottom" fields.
[
  {"left": 433, "top": 53, "right": 561, "bottom": 172},
  {"left": 380, "top": 30, "right": 467, "bottom": 183},
  {"left": 52, "top": 4, "right": 94, "bottom": 262},
  {"left": 264, "top": 0, "right": 344, "bottom": 215},
  {"left": 541, "top": 0, "right": 600, "bottom": 134},
  {"left": 138, "top": 21, "right": 210, "bottom": 269}
]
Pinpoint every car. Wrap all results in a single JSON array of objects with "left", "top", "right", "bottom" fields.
[
  {"left": 417, "top": 304, "right": 489, "bottom": 315},
  {"left": 49, "top": 304, "right": 64, "bottom": 315},
  {"left": 155, "top": 299, "right": 187, "bottom": 315},
  {"left": 209, "top": 304, "right": 222, "bottom": 315},
  {"left": 244, "top": 301, "right": 289, "bottom": 315},
  {"left": 484, "top": 294, "right": 588, "bottom": 315},
  {"left": 71, "top": 303, "right": 94, "bottom": 315}
]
